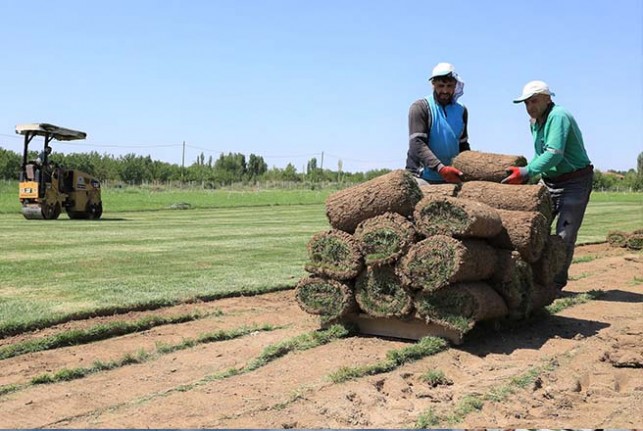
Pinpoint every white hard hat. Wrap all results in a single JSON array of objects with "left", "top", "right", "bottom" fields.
[
  {"left": 513, "top": 80, "right": 556, "bottom": 103},
  {"left": 430, "top": 62, "right": 457, "bottom": 80}
]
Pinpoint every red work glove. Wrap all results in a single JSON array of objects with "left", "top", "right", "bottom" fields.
[
  {"left": 438, "top": 166, "right": 463, "bottom": 183},
  {"left": 501, "top": 166, "right": 529, "bottom": 184}
]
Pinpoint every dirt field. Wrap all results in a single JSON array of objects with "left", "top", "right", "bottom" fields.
[{"left": 1, "top": 243, "right": 641, "bottom": 429}]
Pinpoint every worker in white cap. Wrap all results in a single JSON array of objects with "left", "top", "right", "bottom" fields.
[
  {"left": 503, "top": 80, "right": 593, "bottom": 292},
  {"left": 405, "top": 62, "right": 470, "bottom": 185}
]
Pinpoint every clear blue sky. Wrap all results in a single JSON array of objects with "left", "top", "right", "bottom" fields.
[{"left": 1, "top": 0, "right": 641, "bottom": 173}]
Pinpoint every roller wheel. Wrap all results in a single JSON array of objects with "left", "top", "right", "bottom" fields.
[
  {"left": 88, "top": 202, "right": 103, "bottom": 220},
  {"left": 42, "top": 202, "right": 61, "bottom": 220}
]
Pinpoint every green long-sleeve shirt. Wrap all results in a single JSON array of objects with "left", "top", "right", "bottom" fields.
[{"left": 526, "top": 103, "right": 591, "bottom": 178}]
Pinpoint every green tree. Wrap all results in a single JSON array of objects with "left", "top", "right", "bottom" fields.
[
  {"left": 282, "top": 163, "right": 300, "bottom": 182},
  {"left": 0, "top": 148, "right": 22, "bottom": 180},
  {"left": 247, "top": 154, "right": 267, "bottom": 181}
]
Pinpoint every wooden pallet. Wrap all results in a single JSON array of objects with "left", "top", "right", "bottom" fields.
[{"left": 342, "top": 313, "right": 463, "bottom": 345}]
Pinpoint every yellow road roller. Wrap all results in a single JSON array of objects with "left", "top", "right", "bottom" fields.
[{"left": 17, "top": 123, "right": 103, "bottom": 220}]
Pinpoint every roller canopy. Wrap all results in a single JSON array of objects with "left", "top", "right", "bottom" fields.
[{"left": 15, "top": 123, "right": 87, "bottom": 141}]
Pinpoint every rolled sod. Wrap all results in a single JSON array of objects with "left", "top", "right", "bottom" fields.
[
  {"left": 489, "top": 209, "right": 549, "bottom": 263},
  {"left": 397, "top": 235, "right": 497, "bottom": 292},
  {"left": 452, "top": 150, "right": 527, "bottom": 183},
  {"left": 354, "top": 212, "right": 418, "bottom": 266},
  {"left": 607, "top": 230, "right": 630, "bottom": 248},
  {"left": 458, "top": 181, "right": 553, "bottom": 224},
  {"left": 413, "top": 195, "right": 503, "bottom": 239},
  {"left": 626, "top": 232, "right": 643, "bottom": 250},
  {"left": 325, "top": 169, "right": 423, "bottom": 233},
  {"left": 490, "top": 250, "right": 534, "bottom": 318},
  {"left": 354, "top": 265, "right": 414, "bottom": 318},
  {"left": 305, "top": 229, "right": 363, "bottom": 280},
  {"left": 414, "top": 282, "right": 509, "bottom": 332},
  {"left": 295, "top": 276, "right": 356, "bottom": 319},
  {"left": 532, "top": 234, "right": 567, "bottom": 286},
  {"left": 419, "top": 183, "right": 460, "bottom": 198}
]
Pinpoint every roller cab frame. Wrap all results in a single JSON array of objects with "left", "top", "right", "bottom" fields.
[{"left": 17, "top": 123, "right": 103, "bottom": 220}]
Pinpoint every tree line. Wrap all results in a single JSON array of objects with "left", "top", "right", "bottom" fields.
[
  {"left": 0, "top": 148, "right": 641, "bottom": 190},
  {"left": 0, "top": 148, "right": 390, "bottom": 186}
]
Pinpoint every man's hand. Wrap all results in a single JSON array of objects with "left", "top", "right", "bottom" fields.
[
  {"left": 501, "top": 166, "right": 529, "bottom": 184},
  {"left": 438, "top": 166, "right": 463, "bottom": 183}
]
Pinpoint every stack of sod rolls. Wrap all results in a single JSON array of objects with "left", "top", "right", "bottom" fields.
[{"left": 296, "top": 157, "right": 560, "bottom": 342}]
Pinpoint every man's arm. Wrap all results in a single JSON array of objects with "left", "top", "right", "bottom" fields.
[
  {"left": 406, "top": 99, "right": 444, "bottom": 172},
  {"left": 459, "top": 107, "right": 470, "bottom": 152},
  {"left": 526, "top": 113, "right": 568, "bottom": 176}
]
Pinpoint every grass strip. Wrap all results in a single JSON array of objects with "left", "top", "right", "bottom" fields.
[
  {"left": 544, "top": 289, "right": 604, "bottom": 315},
  {"left": 328, "top": 336, "right": 448, "bottom": 383},
  {"left": 0, "top": 284, "right": 292, "bottom": 338},
  {"left": 159, "top": 324, "right": 353, "bottom": 394},
  {"left": 415, "top": 359, "right": 559, "bottom": 427},
  {"left": 0, "top": 324, "right": 277, "bottom": 395},
  {"left": 0, "top": 310, "right": 219, "bottom": 360}
]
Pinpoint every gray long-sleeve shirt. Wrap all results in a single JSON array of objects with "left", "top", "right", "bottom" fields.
[{"left": 405, "top": 98, "right": 470, "bottom": 175}]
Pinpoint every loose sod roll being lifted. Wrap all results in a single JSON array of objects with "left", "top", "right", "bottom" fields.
[
  {"left": 413, "top": 195, "right": 503, "bottom": 239},
  {"left": 354, "top": 265, "right": 414, "bottom": 318},
  {"left": 451, "top": 150, "right": 528, "bottom": 183},
  {"left": 458, "top": 181, "right": 553, "bottom": 224},
  {"left": 353, "top": 212, "right": 418, "bottom": 266},
  {"left": 304, "top": 229, "right": 363, "bottom": 280},
  {"left": 397, "top": 235, "right": 497, "bottom": 292},
  {"left": 325, "top": 169, "right": 423, "bottom": 233}
]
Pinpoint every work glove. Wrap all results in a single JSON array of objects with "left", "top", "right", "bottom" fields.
[
  {"left": 438, "top": 166, "right": 463, "bottom": 183},
  {"left": 501, "top": 166, "right": 529, "bottom": 185}
]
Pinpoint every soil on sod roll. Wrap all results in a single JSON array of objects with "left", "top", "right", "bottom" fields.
[
  {"left": 304, "top": 229, "right": 363, "bottom": 280},
  {"left": 458, "top": 181, "right": 553, "bottom": 224},
  {"left": 607, "top": 230, "right": 630, "bottom": 247},
  {"left": 489, "top": 209, "right": 549, "bottom": 263},
  {"left": 414, "top": 282, "right": 509, "bottom": 333},
  {"left": 419, "top": 183, "right": 460, "bottom": 198},
  {"left": 451, "top": 150, "right": 528, "bottom": 183},
  {"left": 532, "top": 234, "right": 567, "bottom": 286},
  {"left": 325, "top": 169, "right": 423, "bottom": 233},
  {"left": 295, "top": 276, "right": 356, "bottom": 320},
  {"left": 490, "top": 250, "right": 534, "bottom": 318},
  {"left": 397, "top": 235, "right": 497, "bottom": 292},
  {"left": 354, "top": 265, "right": 414, "bottom": 318},
  {"left": 353, "top": 212, "right": 418, "bottom": 266},
  {"left": 413, "top": 195, "right": 503, "bottom": 239}
]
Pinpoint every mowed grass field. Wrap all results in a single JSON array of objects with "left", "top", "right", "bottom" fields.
[{"left": 0, "top": 180, "right": 641, "bottom": 335}]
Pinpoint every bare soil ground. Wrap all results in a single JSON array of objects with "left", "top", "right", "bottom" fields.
[{"left": 1, "top": 243, "right": 641, "bottom": 429}]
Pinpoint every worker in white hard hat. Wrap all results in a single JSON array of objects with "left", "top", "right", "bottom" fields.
[
  {"left": 503, "top": 80, "right": 593, "bottom": 292},
  {"left": 405, "top": 62, "right": 470, "bottom": 185}
]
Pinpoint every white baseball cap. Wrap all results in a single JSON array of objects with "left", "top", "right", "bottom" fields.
[
  {"left": 513, "top": 80, "right": 556, "bottom": 103},
  {"left": 429, "top": 62, "right": 457, "bottom": 80}
]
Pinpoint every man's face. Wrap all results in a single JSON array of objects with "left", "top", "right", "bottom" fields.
[
  {"left": 432, "top": 78, "right": 457, "bottom": 105},
  {"left": 524, "top": 94, "right": 551, "bottom": 120}
]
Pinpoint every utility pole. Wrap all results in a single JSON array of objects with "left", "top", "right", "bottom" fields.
[
  {"left": 320, "top": 151, "right": 324, "bottom": 170},
  {"left": 181, "top": 140, "right": 185, "bottom": 183}
]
